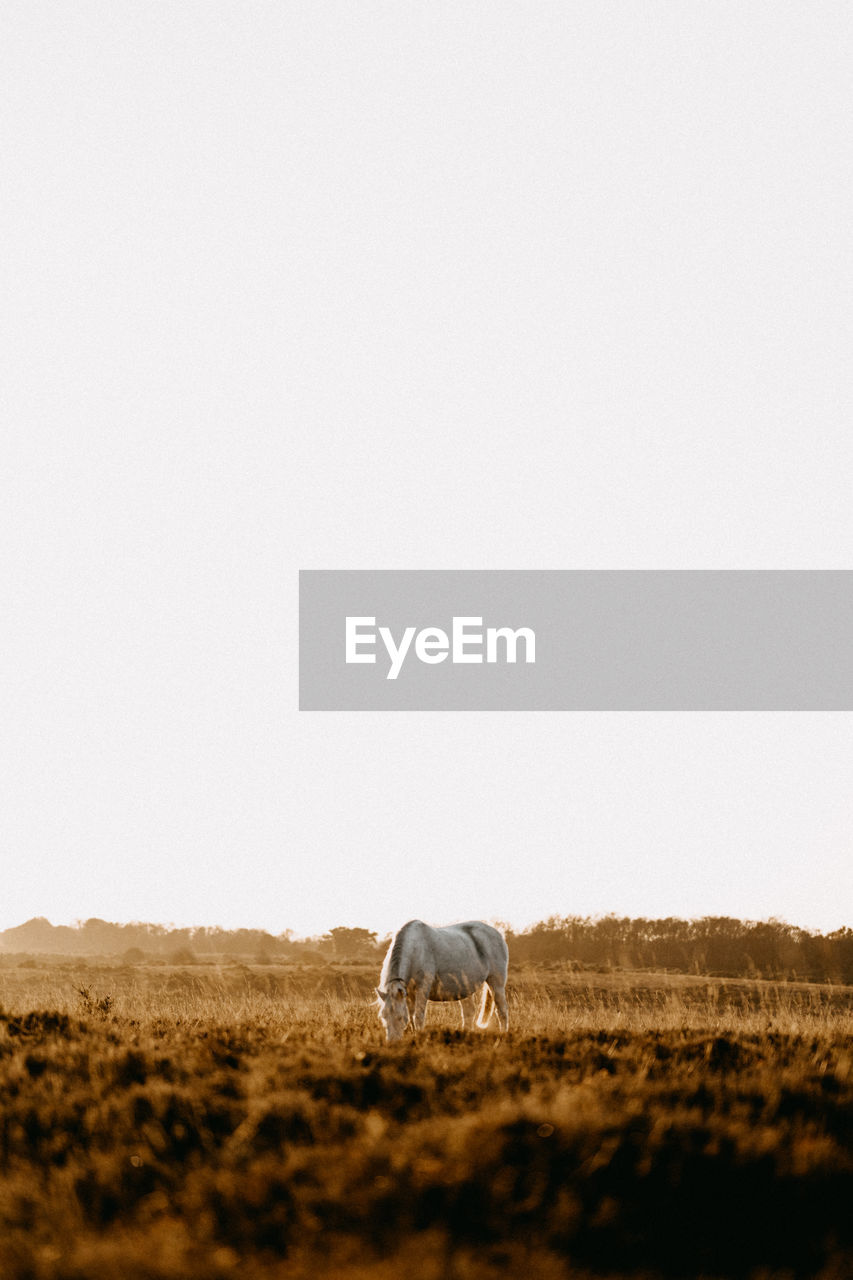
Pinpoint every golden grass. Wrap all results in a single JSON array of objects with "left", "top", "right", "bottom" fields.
[
  {"left": 3, "top": 958, "right": 852, "bottom": 1035},
  {"left": 1, "top": 960, "right": 852, "bottom": 1279}
]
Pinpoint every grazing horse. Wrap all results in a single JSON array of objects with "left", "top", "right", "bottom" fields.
[{"left": 375, "top": 919, "right": 509, "bottom": 1043}]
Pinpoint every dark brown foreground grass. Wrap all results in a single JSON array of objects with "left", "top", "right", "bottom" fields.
[{"left": 1, "top": 963, "right": 852, "bottom": 1279}]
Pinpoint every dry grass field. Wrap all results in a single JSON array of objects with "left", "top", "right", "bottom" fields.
[{"left": 1, "top": 959, "right": 852, "bottom": 1279}]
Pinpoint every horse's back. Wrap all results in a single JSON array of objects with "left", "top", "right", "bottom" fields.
[
  {"left": 456, "top": 920, "right": 509, "bottom": 976},
  {"left": 382, "top": 918, "right": 508, "bottom": 985},
  {"left": 427, "top": 920, "right": 508, "bottom": 978}
]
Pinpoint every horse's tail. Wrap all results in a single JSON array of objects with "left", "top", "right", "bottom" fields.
[{"left": 476, "top": 983, "right": 495, "bottom": 1029}]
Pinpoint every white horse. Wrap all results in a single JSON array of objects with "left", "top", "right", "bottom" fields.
[{"left": 375, "top": 919, "right": 509, "bottom": 1043}]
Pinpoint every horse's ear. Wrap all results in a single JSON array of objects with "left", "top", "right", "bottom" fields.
[
  {"left": 393, "top": 986, "right": 406, "bottom": 1001},
  {"left": 375, "top": 987, "right": 385, "bottom": 1000}
]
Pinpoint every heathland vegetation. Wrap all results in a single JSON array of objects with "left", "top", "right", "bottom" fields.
[{"left": 1, "top": 936, "right": 852, "bottom": 1278}]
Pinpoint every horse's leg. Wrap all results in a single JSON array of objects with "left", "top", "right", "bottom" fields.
[
  {"left": 490, "top": 979, "right": 509, "bottom": 1032},
  {"left": 475, "top": 982, "right": 495, "bottom": 1029},
  {"left": 459, "top": 991, "right": 479, "bottom": 1030},
  {"left": 412, "top": 985, "right": 429, "bottom": 1033}
]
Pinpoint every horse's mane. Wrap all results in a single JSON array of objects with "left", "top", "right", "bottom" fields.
[{"left": 381, "top": 920, "right": 421, "bottom": 985}]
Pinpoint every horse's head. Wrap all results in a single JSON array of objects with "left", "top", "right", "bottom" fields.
[{"left": 375, "top": 978, "right": 409, "bottom": 1043}]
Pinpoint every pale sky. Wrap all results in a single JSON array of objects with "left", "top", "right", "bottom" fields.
[{"left": 2, "top": 2, "right": 852, "bottom": 939}]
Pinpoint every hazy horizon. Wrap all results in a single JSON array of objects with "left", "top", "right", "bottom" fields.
[{"left": 2, "top": 904, "right": 851, "bottom": 944}]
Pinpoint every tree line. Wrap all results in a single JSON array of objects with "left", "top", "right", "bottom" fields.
[
  {"left": 2, "top": 914, "right": 852, "bottom": 983},
  {"left": 503, "top": 915, "right": 853, "bottom": 984},
  {"left": 0, "top": 918, "right": 380, "bottom": 965}
]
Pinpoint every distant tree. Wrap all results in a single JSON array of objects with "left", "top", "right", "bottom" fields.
[
  {"left": 826, "top": 928, "right": 853, "bottom": 983},
  {"left": 327, "top": 927, "right": 379, "bottom": 959}
]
